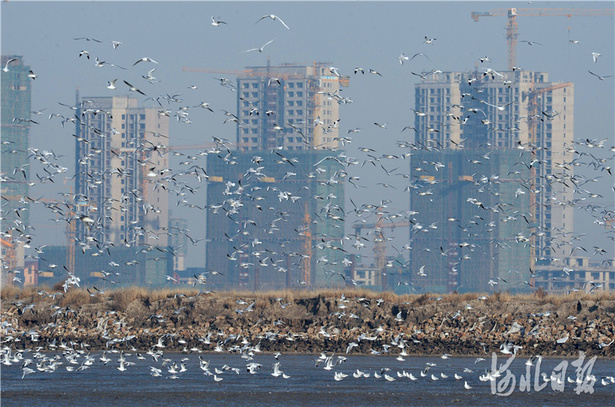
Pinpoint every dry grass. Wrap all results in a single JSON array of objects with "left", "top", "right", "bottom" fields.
[
  {"left": 59, "top": 288, "right": 92, "bottom": 307},
  {"left": 1, "top": 285, "right": 21, "bottom": 301},
  {"left": 2, "top": 286, "right": 615, "bottom": 309}
]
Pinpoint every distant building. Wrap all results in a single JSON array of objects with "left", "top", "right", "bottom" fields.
[
  {"left": 37, "top": 246, "right": 173, "bottom": 288},
  {"left": 236, "top": 62, "right": 348, "bottom": 152},
  {"left": 535, "top": 257, "right": 615, "bottom": 293},
  {"left": 409, "top": 149, "right": 532, "bottom": 293},
  {"left": 74, "top": 95, "right": 170, "bottom": 249},
  {"left": 168, "top": 217, "right": 188, "bottom": 272},
  {"left": 414, "top": 70, "right": 574, "bottom": 260},
  {"left": 67, "top": 95, "right": 171, "bottom": 285},
  {"left": 1, "top": 55, "right": 32, "bottom": 284},
  {"left": 205, "top": 149, "right": 346, "bottom": 290},
  {"left": 410, "top": 70, "right": 575, "bottom": 293}
]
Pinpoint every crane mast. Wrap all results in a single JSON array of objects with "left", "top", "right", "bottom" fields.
[{"left": 471, "top": 8, "right": 614, "bottom": 71}]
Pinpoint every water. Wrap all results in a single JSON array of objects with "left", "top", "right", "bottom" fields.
[{"left": 2, "top": 353, "right": 614, "bottom": 406}]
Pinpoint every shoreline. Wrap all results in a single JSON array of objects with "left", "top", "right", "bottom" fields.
[{"left": 2, "top": 287, "right": 614, "bottom": 358}]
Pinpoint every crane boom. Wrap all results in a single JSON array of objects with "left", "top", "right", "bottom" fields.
[{"left": 471, "top": 8, "right": 614, "bottom": 71}]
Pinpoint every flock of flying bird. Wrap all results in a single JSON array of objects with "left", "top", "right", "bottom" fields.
[
  {"left": 1, "top": 10, "right": 614, "bottom": 293},
  {"left": 2, "top": 289, "right": 615, "bottom": 393}
]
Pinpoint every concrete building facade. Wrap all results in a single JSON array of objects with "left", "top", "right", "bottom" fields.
[
  {"left": 236, "top": 62, "right": 347, "bottom": 152},
  {"left": 1, "top": 55, "right": 32, "bottom": 284},
  {"left": 75, "top": 95, "right": 170, "bottom": 249},
  {"left": 411, "top": 70, "right": 575, "bottom": 292},
  {"left": 205, "top": 149, "right": 346, "bottom": 290}
]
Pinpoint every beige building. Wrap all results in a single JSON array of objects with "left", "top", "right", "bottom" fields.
[
  {"left": 236, "top": 62, "right": 348, "bottom": 151},
  {"left": 535, "top": 257, "right": 615, "bottom": 293},
  {"left": 75, "top": 95, "right": 169, "bottom": 249}
]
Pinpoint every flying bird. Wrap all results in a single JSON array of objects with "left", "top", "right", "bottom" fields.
[
  {"left": 256, "top": 14, "right": 290, "bottom": 30},
  {"left": 2, "top": 57, "right": 18, "bottom": 72},
  {"left": 211, "top": 16, "right": 227, "bottom": 26},
  {"left": 588, "top": 70, "right": 613, "bottom": 81},
  {"left": 244, "top": 39, "right": 275, "bottom": 53},
  {"left": 123, "top": 80, "right": 146, "bottom": 96},
  {"left": 74, "top": 37, "right": 102, "bottom": 42},
  {"left": 521, "top": 40, "right": 543, "bottom": 46},
  {"left": 410, "top": 52, "right": 430, "bottom": 62},
  {"left": 133, "top": 57, "right": 159, "bottom": 66},
  {"left": 591, "top": 52, "right": 601, "bottom": 63}
]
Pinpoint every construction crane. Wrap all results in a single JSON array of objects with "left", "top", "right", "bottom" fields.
[
  {"left": 354, "top": 213, "right": 412, "bottom": 290},
  {"left": 471, "top": 8, "right": 615, "bottom": 71}
]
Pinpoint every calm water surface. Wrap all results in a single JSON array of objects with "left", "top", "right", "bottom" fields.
[{"left": 2, "top": 353, "right": 614, "bottom": 406}]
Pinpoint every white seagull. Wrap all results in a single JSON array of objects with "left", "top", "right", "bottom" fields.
[
  {"left": 588, "top": 70, "right": 613, "bottom": 81},
  {"left": 2, "top": 57, "right": 18, "bottom": 73},
  {"left": 256, "top": 14, "right": 290, "bottom": 30},
  {"left": 521, "top": 40, "right": 543, "bottom": 46},
  {"left": 244, "top": 39, "right": 275, "bottom": 53},
  {"left": 211, "top": 17, "right": 227, "bottom": 26},
  {"left": 133, "top": 57, "right": 159, "bottom": 66},
  {"left": 591, "top": 52, "right": 601, "bottom": 63}
]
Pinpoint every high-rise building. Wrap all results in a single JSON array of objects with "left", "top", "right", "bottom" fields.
[
  {"left": 409, "top": 148, "right": 531, "bottom": 293},
  {"left": 1, "top": 55, "right": 32, "bottom": 282},
  {"left": 204, "top": 63, "right": 348, "bottom": 290},
  {"left": 168, "top": 216, "right": 188, "bottom": 272},
  {"left": 236, "top": 62, "right": 348, "bottom": 152},
  {"left": 410, "top": 70, "right": 574, "bottom": 292},
  {"left": 74, "top": 95, "right": 170, "bottom": 249},
  {"left": 205, "top": 149, "right": 346, "bottom": 290}
]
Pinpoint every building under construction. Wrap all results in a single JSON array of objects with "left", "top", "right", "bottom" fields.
[
  {"left": 409, "top": 149, "right": 531, "bottom": 293},
  {"left": 36, "top": 245, "right": 173, "bottom": 288},
  {"left": 205, "top": 149, "right": 346, "bottom": 290},
  {"left": 68, "top": 95, "right": 171, "bottom": 285},
  {"left": 410, "top": 70, "right": 574, "bottom": 293},
  {"left": 204, "top": 62, "right": 348, "bottom": 290},
  {"left": 235, "top": 62, "right": 348, "bottom": 152},
  {"left": 1, "top": 55, "right": 32, "bottom": 285}
]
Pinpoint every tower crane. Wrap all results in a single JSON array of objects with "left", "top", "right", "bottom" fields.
[
  {"left": 471, "top": 8, "right": 614, "bottom": 71},
  {"left": 354, "top": 212, "right": 412, "bottom": 290}
]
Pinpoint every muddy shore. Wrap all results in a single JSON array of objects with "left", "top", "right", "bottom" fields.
[{"left": 2, "top": 288, "right": 614, "bottom": 358}]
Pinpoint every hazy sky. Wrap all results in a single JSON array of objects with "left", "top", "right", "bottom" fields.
[{"left": 2, "top": 1, "right": 614, "bottom": 267}]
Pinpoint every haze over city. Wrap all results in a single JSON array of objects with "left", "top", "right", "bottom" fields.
[{"left": 2, "top": 1, "right": 613, "bottom": 286}]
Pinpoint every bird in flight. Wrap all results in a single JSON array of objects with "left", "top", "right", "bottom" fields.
[
  {"left": 211, "top": 16, "right": 227, "bottom": 26},
  {"left": 244, "top": 39, "right": 275, "bottom": 53},
  {"left": 256, "top": 14, "right": 290, "bottom": 30},
  {"left": 521, "top": 40, "right": 542, "bottom": 46},
  {"left": 123, "top": 80, "right": 146, "bottom": 96},
  {"left": 591, "top": 52, "right": 601, "bottom": 63},
  {"left": 2, "top": 57, "right": 18, "bottom": 72},
  {"left": 106, "top": 79, "right": 118, "bottom": 90},
  {"left": 74, "top": 37, "right": 102, "bottom": 43},
  {"left": 133, "top": 57, "right": 159, "bottom": 66},
  {"left": 588, "top": 70, "right": 613, "bottom": 81},
  {"left": 424, "top": 36, "right": 436, "bottom": 44}
]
